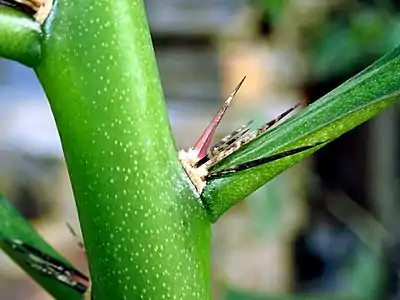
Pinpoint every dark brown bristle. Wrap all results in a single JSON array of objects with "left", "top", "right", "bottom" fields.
[
  {"left": 3, "top": 238, "right": 89, "bottom": 293},
  {"left": 257, "top": 102, "right": 301, "bottom": 134},
  {"left": 210, "top": 120, "right": 253, "bottom": 151},
  {"left": 201, "top": 102, "right": 302, "bottom": 169},
  {"left": 195, "top": 120, "right": 253, "bottom": 168},
  {"left": 66, "top": 223, "right": 85, "bottom": 250},
  {"left": 0, "top": 0, "right": 37, "bottom": 15},
  {"left": 206, "top": 142, "right": 326, "bottom": 180}
]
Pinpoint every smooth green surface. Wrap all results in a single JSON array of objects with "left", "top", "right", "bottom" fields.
[
  {"left": 0, "top": 195, "right": 84, "bottom": 299},
  {"left": 0, "top": 6, "right": 41, "bottom": 67},
  {"left": 202, "top": 44, "right": 400, "bottom": 222},
  {"left": 35, "top": 1, "right": 211, "bottom": 299},
  {"left": 1, "top": 0, "right": 400, "bottom": 299}
]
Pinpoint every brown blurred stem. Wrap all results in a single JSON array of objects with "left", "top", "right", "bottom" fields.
[{"left": 0, "top": 0, "right": 36, "bottom": 15}]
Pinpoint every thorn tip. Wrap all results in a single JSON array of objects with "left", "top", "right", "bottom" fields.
[{"left": 192, "top": 76, "right": 247, "bottom": 160}]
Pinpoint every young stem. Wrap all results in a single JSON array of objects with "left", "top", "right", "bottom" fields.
[
  {"left": 34, "top": 1, "right": 211, "bottom": 299},
  {"left": 0, "top": 6, "right": 41, "bottom": 67}
]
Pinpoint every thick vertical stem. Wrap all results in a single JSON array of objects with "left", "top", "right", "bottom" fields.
[{"left": 35, "top": 1, "right": 211, "bottom": 299}]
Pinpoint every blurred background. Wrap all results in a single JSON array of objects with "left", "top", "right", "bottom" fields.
[{"left": 1, "top": 0, "right": 400, "bottom": 299}]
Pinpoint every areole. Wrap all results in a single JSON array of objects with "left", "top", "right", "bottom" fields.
[{"left": 178, "top": 77, "right": 323, "bottom": 193}]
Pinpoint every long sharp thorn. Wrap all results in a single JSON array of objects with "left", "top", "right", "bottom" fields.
[
  {"left": 206, "top": 141, "right": 326, "bottom": 180},
  {"left": 193, "top": 76, "right": 246, "bottom": 160}
]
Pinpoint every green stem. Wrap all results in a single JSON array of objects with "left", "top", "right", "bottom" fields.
[
  {"left": 0, "top": 6, "right": 41, "bottom": 67},
  {"left": 35, "top": 1, "right": 211, "bottom": 299}
]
